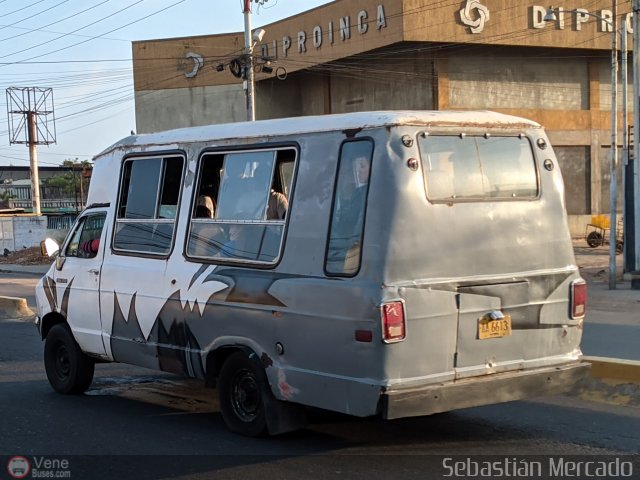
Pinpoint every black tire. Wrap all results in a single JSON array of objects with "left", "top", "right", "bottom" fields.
[
  {"left": 586, "top": 231, "right": 603, "bottom": 248},
  {"left": 218, "top": 352, "right": 269, "bottom": 437},
  {"left": 616, "top": 241, "right": 624, "bottom": 255},
  {"left": 44, "top": 323, "right": 95, "bottom": 394}
]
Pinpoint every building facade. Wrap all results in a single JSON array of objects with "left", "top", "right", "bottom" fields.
[{"left": 132, "top": 0, "right": 634, "bottom": 233}]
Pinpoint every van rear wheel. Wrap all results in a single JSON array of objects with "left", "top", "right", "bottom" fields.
[
  {"left": 44, "top": 323, "right": 95, "bottom": 394},
  {"left": 218, "top": 352, "right": 269, "bottom": 437}
]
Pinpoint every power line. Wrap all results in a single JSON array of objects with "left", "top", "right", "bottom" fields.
[
  {"left": 0, "top": 0, "right": 117, "bottom": 44},
  {"left": 0, "top": 0, "right": 69, "bottom": 34},
  {"left": 0, "top": 0, "right": 147, "bottom": 60},
  {"left": 0, "top": 0, "right": 48, "bottom": 18}
]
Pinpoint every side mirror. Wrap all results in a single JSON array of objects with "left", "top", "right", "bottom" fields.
[{"left": 40, "top": 238, "right": 60, "bottom": 258}]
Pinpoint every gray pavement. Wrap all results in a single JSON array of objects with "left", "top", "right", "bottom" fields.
[{"left": 0, "top": 264, "right": 50, "bottom": 276}]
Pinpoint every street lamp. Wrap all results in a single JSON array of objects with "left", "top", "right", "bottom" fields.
[{"left": 544, "top": 6, "right": 621, "bottom": 289}]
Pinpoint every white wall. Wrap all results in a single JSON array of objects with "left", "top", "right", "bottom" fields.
[
  {"left": 14, "top": 216, "right": 47, "bottom": 249},
  {"left": 0, "top": 216, "right": 47, "bottom": 251}
]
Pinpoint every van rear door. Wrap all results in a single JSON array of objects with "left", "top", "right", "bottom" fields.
[{"left": 417, "top": 131, "right": 582, "bottom": 380}]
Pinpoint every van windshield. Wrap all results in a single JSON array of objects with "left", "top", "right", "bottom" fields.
[{"left": 418, "top": 134, "right": 538, "bottom": 201}]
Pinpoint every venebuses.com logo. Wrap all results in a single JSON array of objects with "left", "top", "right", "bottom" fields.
[
  {"left": 6, "top": 456, "right": 71, "bottom": 478},
  {"left": 6, "top": 456, "right": 31, "bottom": 479}
]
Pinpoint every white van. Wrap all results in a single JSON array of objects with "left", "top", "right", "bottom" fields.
[{"left": 35, "top": 111, "right": 589, "bottom": 436}]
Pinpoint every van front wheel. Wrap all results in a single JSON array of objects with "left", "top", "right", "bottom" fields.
[
  {"left": 218, "top": 352, "right": 269, "bottom": 437},
  {"left": 44, "top": 323, "right": 95, "bottom": 394}
]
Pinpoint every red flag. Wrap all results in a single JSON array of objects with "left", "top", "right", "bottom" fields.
[{"left": 243, "top": 0, "right": 251, "bottom": 13}]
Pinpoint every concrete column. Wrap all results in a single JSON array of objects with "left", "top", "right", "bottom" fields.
[
  {"left": 433, "top": 57, "right": 449, "bottom": 110},
  {"left": 324, "top": 72, "right": 332, "bottom": 114},
  {"left": 589, "top": 60, "right": 602, "bottom": 214}
]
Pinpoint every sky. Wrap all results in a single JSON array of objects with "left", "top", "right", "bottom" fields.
[{"left": 0, "top": 0, "right": 333, "bottom": 169}]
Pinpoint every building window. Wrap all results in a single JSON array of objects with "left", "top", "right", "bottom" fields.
[
  {"left": 325, "top": 139, "right": 374, "bottom": 276},
  {"left": 114, "top": 155, "right": 184, "bottom": 255},
  {"left": 187, "top": 148, "right": 295, "bottom": 263},
  {"left": 419, "top": 134, "right": 538, "bottom": 202}
]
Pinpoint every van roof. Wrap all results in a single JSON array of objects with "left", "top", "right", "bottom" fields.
[{"left": 97, "top": 110, "right": 541, "bottom": 159}]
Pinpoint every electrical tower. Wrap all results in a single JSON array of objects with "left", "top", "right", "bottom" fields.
[{"left": 6, "top": 87, "right": 56, "bottom": 216}]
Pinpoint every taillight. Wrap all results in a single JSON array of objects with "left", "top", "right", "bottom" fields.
[
  {"left": 570, "top": 280, "right": 587, "bottom": 319},
  {"left": 381, "top": 300, "right": 406, "bottom": 343}
]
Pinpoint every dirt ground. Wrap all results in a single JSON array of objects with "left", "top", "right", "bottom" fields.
[
  {"left": 573, "top": 238, "right": 624, "bottom": 283},
  {"left": 0, "top": 246, "right": 51, "bottom": 265}
]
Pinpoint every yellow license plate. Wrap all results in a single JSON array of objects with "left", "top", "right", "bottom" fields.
[{"left": 478, "top": 314, "right": 512, "bottom": 340}]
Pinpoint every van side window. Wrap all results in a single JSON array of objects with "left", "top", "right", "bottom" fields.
[
  {"left": 187, "top": 148, "right": 296, "bottom": 263},
  {"left": 325, "top": 140, "right": 374, "bottom": 276},
  {"left": 65, "top": 214, "right": 106, "bottom": 259},
  {"left": 114, "top": 155, "right": 184, "bottom": 255},
  {"left": 419, "top": 135, "right": 538, "bottom": 201}
]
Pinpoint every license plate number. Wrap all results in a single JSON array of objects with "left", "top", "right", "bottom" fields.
[{"left": 478, "top": 314, "right": 512, "bottom": 340}]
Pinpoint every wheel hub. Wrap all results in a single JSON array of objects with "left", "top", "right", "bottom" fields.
[
  {"left": 231, "top": 370, "right": 260, "bottom": 422},
  {"left": 55, "top": 344, "right": 71, "bottom": 379}
]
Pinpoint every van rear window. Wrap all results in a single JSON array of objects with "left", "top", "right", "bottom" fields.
[{"left": 418, "top": 134, "right": 538, "bottom": 201}]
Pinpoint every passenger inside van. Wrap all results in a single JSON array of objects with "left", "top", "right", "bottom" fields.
[
  {"left": 267, "top": 189, "right": 288, "bottom": 220},
  {"left": 195, "top": 195, "right": 215, "bottom": 218},
  {"left": 336, "top": 154, "right": 370, "bottom": 235}
]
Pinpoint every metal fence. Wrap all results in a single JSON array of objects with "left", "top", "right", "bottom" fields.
[
  {"left": 0, "top": 184, "right": 83, "bottom": 212},
  {"left": 46, "top": 215, "right": 77, "bottom": 230}
]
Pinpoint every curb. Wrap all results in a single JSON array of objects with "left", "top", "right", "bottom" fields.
[
  {"left": 568, "top": 356, "right": 640, "bottom": 408},
  {"left": 584, "top": 356, "right": 640, "bottom": 383},
  {"left": 0, "top": 296, "right": 35, "bottom": 320}
]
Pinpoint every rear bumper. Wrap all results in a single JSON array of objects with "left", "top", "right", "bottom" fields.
[{"left": 381, "top": 361, "right": 591, "bottom": 420}]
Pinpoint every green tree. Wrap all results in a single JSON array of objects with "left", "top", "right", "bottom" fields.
[
  {"left": 0, "top": 190, "right": 12, "bottom": 208},
  {"left": 44, "top": 158, "right": 92, "bottom": 197}
]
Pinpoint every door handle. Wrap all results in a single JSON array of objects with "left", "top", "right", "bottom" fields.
[{"left": 88, "top": 269, "right": 100, "bottom": 275}]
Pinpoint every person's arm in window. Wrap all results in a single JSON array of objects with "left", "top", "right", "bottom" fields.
[{"left": 267, "top": 190, "right": 288, "bottom": 220}]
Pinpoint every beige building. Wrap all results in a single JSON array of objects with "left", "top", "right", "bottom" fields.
[{"left": 132, "top": 0, "right": 634, "bottom": 233}]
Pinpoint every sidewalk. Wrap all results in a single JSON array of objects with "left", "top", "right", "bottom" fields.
[
  {"left": 573, "top": 238, "right": 640, "bottom": 322},
  {"left": 0, "top": 264, "right": 50, "bottom": 276}
]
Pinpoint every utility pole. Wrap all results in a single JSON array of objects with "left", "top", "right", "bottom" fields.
[
  {"left": 27, "top": 112, "right": 41, "bottom": 216},
  {"left": 6, "top": 87, "right": 56, "bottom": 216},
  {"left": 608, "top": 1, "right": 619, "bottom": 289},
  {"left": 632, "top": 0, "right": 640, "bottom": 287},
  {"left": 79, "top": 164, "right": 85, "bottom": 210},
  {"left": 624, "top": 18, "right": 636, "bottom": 275},
  {"left": 242, "top": 0, "right": 268, "bottom": 121},
  {"left": 243, "top": 0, "right": 256, "bottom": 121},
  {"left": 622, "top": 20, "right": 631, "bottom": 271}
]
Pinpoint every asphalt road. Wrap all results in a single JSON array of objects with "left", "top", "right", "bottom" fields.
[
  {"left": 0, "top": 272, "right": 37, "bottom": 307},
  {"left": 0, "top": 272, "right": 639, "bottom": 479}
]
